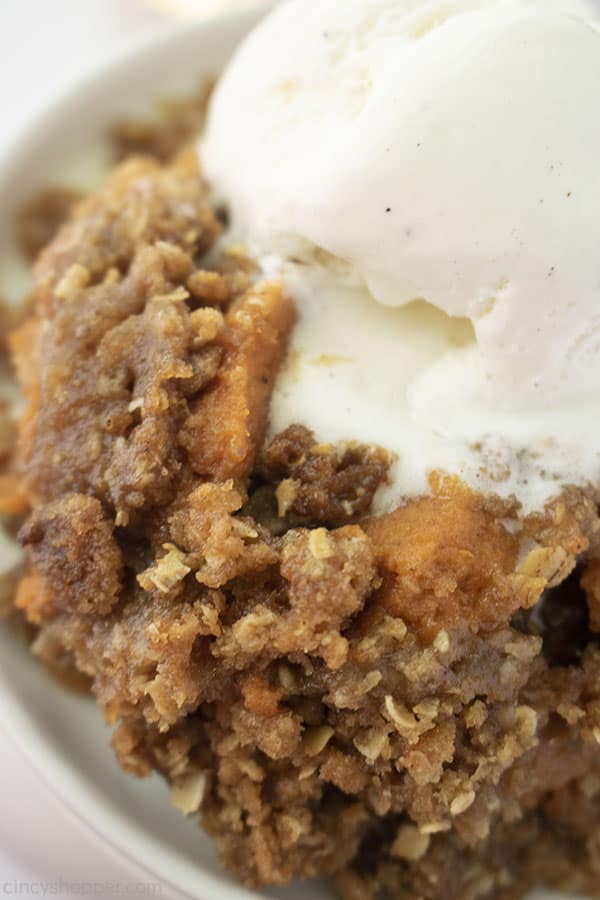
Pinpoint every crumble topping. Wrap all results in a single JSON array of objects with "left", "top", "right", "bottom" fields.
[
  {"left": 1, "top": 95, "right": 600, "bottom": 900},
  {"left": 17, "top": 187, "right": 84, "bottom": 262},
  {"left": 111, "top": 80, "right": 214, "bottom": 164}
]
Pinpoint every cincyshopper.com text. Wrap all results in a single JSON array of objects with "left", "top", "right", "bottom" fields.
[{"left": 0, "top": 881, "right": 163, "bottom": 897}]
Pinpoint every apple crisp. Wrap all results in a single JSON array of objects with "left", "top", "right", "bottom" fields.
[{"left": 3, "top": 118, "right": 600, "bottom": 900}]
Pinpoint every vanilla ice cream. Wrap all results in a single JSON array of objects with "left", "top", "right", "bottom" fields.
[{"left": 202, "top": 0, "right": 600, "bottom": 512}]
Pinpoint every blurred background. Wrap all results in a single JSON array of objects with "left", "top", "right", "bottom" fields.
[
  {"left": 0, "top": 3, "right": 259, "bottom": 896},
  {"left": 1, "top": 0, "right": 261, "bottom": 148}
]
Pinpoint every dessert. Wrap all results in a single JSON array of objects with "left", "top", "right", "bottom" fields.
[
  {"left": 204, "top": 0, "right": 600, "bottom": 511},
  {"left": 3, "top": 2, "right": 600, "bottom": 899}
]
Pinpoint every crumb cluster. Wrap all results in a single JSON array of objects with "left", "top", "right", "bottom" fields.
[{"left": 3, "top": 102, "right": 600, "bottom": 900}]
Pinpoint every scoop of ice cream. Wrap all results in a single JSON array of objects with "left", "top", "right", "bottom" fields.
[
  {"left": 202, "top": 0, "right": 600, "bottom": 511},
  {"left": 203, "top": 0, "right": 600, "bottom": 409}
]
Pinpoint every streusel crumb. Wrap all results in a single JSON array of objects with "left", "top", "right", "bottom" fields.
[{"left": 6, "top": 143, "right": 600, "bottom": 900}]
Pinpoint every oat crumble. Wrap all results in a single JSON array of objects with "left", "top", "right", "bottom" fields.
[{"left": 1, "top": 89, "right": 600, "bottom": 900}]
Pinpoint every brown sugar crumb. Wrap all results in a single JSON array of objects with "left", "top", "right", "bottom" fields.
[
  {"left": 32, "top": 150, "right": 220, "bottom": 312},
  {"left": 19, "top": 494, "right": 122, "bottom": 618},
  {"left": 18, "top": 155, "right": 223, "bottom": 512},
  {"left": 319, "top": 748, "right": 368, "bottom": 795},
  {"left": 111, "top": 81, "right": 214, "bottom": 163},
  {"left": 17, "top": 186, "right": 84, "bottom": 261},
  {"left": 260, "top": 424, "right": 391, "bottom": 526},
  {"left": 7, "top": 134, "right": 600, "bottom": 900},
  {"left": 241, "top": 672, "right": 283, "bottom": 718},
  {"left": 169, "top": 480, "right": 278, "bottom": 589},
  {"left": 213, "top": 524, "right": 378, "bottom": 671},
  {"left": 187, "top": 269, "right": 251, "bottom": 307}
]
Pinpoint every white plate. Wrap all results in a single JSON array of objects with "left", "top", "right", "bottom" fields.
[{"left": 0, "top": 8, "right": 582, "bottom": 900}]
